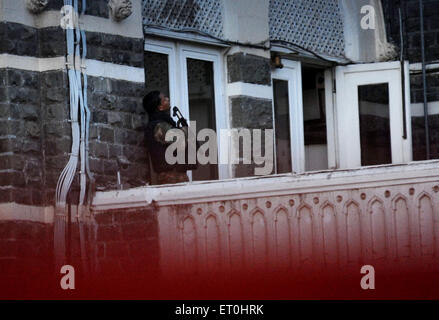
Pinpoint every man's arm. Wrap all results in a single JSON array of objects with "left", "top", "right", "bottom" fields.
[{"left": 154, "top": 122, "right": 188, "bottom": 145}]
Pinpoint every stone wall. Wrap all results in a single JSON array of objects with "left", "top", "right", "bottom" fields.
[
  {"left": 87, "top": 76, "right": 148, "bottom": 192},
  {"left": 0, "top": 2, "right": 148, "bottom": 206},
  {"left": 0, "top": 220, "right": 54, "bottom": 298},
  {"left": 227, "top": 52, "right": 274, "bottom": 178},
  {"left": 91, "top": 207, "right": 159, "bottom": 282},
  {"left": 0, "top": 205, "right": 160, "bottom": 298}
]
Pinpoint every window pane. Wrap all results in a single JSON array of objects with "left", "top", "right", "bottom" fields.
[
  {"left": 302, "top": 68, "right": 328, "bottom": 171},
  {"left": 273, "top": 79, "right": 292, "bottom": 174},
  {"left": 145, "top": 51, "right": 169, "bottom": 97},
  {"left": 358, "top": 83, "right": 391, "bottom": 166},
  {"left": 187, "top": 58, "right": 218, "bottom": 181}
]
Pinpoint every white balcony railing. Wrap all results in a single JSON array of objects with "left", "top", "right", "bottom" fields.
[{"left": 93, "top": 160, "right": 439, "bottom": 275}]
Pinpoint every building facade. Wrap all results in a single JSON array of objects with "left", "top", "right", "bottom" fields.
[{"left": 1, "top": 0, "right": 439, "bottom": 298}]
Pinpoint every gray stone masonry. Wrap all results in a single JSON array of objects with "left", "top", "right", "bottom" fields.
[
  {"left": 0, "top": 220, "right": 54, "bottom": 297},
  {"left": 0, "top": 206, "right": 160, "bottom": 297},
  {"left": 87, "top": 76, "right": 148, "bottom": 192},
  {"left": 0, "top": 18, "right": 147, "bottom": 206},
  {"left": 0, "top": 22, "right": 143, "bottom": 67},
  {"left": 227, "top": 53, "right": 271, "bottom": 85},
  {"left": 91, "top": 206, "right": 159, "bottom": 280},
  {"left": 230, "top": 96, "right": 274, "bottom": 178}
]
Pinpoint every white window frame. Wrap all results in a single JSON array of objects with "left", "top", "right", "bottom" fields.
[
  {"left": 271, "top": 60, "right": 305, "bottom": 174},
  {"left": 334, "top": 61, "right": 412, "bottom": 169},
  {"left": 145, "top": 38, "right": 229, "bottom": 181}
]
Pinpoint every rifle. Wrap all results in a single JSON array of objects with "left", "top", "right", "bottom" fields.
[
  {"left": 172, "top": 106, "right": 198, "bottom": 170},
  {"left": 172, "top": 106, "right": 188, "bottom": 128}
]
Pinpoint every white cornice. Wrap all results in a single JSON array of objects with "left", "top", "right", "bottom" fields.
[
  {"left": 92, "top": 160, "right": 439, "bottom": 211},
  {"left": 0, "top": 203, "right": 54, "bottom": 223},
  {"left": 0, "top": 54, "right": 145, "bottom": 83}
]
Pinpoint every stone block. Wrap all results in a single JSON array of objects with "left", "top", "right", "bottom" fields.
[
  {"left": 16, "top": 40, "right": 39, "bottom": 57},
  {"left": 122, "top": 145, "right": 146, "bottom": 163},
  {"left": 96, "top": 225, "right": 121, "bottom": 242},
  {"left": 92, "top": 110, "right": 108, "bottom": 124},
  {"left": 0, "top": 239, "right": 18, "bottom": 257},
  {"left": 103, "top": 159, "right": 118, "bottom": 175},
  {"left": 11, "top": 188, "right": 32, "bottom": 205},
  {"left": 230, "top": 96, "right": 273, "bottom": 129},
  {"left": 89, "top": 157, "right": 104, "bottom": 175},
  {"left": 94, "top": 213, "right": 113, "bottom": 225},
  {"left": 46, "top": 155, "right": 69, "bottom": 171},
  {"left": 0, "top": 171, "right": 26, "bottom": 187},
  {"left": 113, "top": 208, "right": 155, "bottom": 224},
  {"left": 0, "top": 70, "right": 6, "bottom": 87},
  {"left": 7, "top": 69, "right": 39, "bottom": 89},
  {"left": 131, "top": 114, "right": 144, "bottom": 131},
  {"left": 108, "top": 144, "right": 123, "bottom": 159},
  {"left": 227, "top": 53, "right": 271, "bottom": 85},
  {"left": 21, "top": 140, "right": 41, "bottom": 155},
  {"left": 31, "top": 189, "right": 43, "bottom": 206},
  {"left": 99, "top": 127, "right": 115, "bottom": 143},
  {"left": 0, "top": 188, "right": 12, "bottom": 203},
  {"left": 45, "top": 103, "right": 68, "bottom": 120},
  {"left": 121, "top": 223, "right": 149, "bottom": 241},
  {"left": 89, "top": 141, "right": 108, "bottom": 158},
  {"left": 107, "top": 111, "right": 123, "bottom": 126},
  {"left": 39, "top": 27, "right": 66, "bottom": 57},
  {"left": 0, "top": 222, "right": 15, "bottom": 239},
  {"left": 8, "top": 87, "right": 38, "bottom": 105},
  {"left": 44, "top": 138, "right": 71, "bottom": 156},
  {"left": 105, "top": 241, "right": 128, "bottom": 257},
  {"left": 20, "top": 105, "right": 39, "bottom": 121},
  {"left": 0, "top": 138, "right": 12, "bottom": 153},
  {"left": 98, "top": 258, "right": 122, "bottom": 276},
  {"left": 117, "top": 96, "right": 138, "bottom": 113},
  {"left": 45, "top": 87, "right": 67, "bottom": 103},
  {"left": 24, "top": 122, "right": 40, "bottom": 139},
  {"left": 0, "top": 88, "right": 7, "bottom": 104}
]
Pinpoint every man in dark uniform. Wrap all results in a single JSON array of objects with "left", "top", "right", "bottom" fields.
[{"left": 144, "top": 91, "right": 191, "bottom": 185}]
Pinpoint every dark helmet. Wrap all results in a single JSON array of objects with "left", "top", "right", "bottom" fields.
[{"left": 143, "top": 90, "right": 161, "bottom": 115}]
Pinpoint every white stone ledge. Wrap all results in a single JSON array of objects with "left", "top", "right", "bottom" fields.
[
  {"left": 227, "top": 82, "right": 273, "bottom": 100},
  {"left": 0, "top": 203, "right": 54, "bottom": 223},
  {"left": 0, "top": 54, "right": 145, "bottom": 83},
  {"left": 92, "top": 160, "right": 439, "bottom": 211}
]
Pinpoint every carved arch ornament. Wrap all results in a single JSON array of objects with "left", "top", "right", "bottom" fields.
[
  {"left": 26, "top": 0, "right": 49, "bottom": 14},
  {"left": 108, "top": 0, "right": 133, "bottom": 21}
]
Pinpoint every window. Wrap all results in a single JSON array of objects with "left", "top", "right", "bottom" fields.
[
  {"left": 271, "top": 60, "right": 332, "bottom": 174},
  {"left": 302, "top": 66, "right": 329, "bottom": 171},
  {"left": 145, "top": 39, "right": 228, "bottom": 182},
  {"left": 334, "top": 61, "right": 412, "bottom": 168},
  {"left": 271, "top": 60, "right": 305, "bottom": 174}
]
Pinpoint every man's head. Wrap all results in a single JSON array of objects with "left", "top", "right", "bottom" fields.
[{"left": 143, "top": 91, "right": 170, "bottom": 115}]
